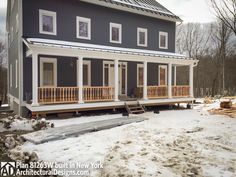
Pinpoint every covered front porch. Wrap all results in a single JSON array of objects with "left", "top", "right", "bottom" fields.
[{"left": 23, "top": 38, "right": 197, "bottom": 113}]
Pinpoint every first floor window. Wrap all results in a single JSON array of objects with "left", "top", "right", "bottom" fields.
[
  {"left": 110, "top": 23, "right": 122, "bottom": 44},
  {"left": 40, "top": 58, "right": 57, "bottom": 87},
  {"left": 159, "top": 31, "right": 168, "bottom": 49},
  {"left": 159, "top": 65, "right": 167, "bottom": 86},
  {"left": 104, "top": 64, "right": 109, "bottom": 86},
  {"left": 137, "top": 64, "right": 144, "bottom": 87},
  {"left": 83, "top": 61, "right": 91, "bottom": 86},
  {"left": 76, "top": 16, "right": 91, "bottom": 40},
  {"left": 39, "top": 9, "right": 57, "bottom": 35},
  {"left": 10, "top": 64, "right": 12, "bottom": 88},
  {"left": 15, "top": 60, "right": 18, "bottom": 88},
  {"left": 137, "top": 28, "right": 147, "bottom": 47}
]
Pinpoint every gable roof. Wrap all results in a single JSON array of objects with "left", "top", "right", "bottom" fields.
[{"left": 81, "top": 0, "right": 182, "bottom": 22}]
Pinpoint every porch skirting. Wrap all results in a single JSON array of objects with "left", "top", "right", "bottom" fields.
[{"left": 26, "top": 98, "right": 195, "bottom": 115}]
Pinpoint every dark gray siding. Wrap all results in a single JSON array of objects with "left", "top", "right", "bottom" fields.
[
  {"left": 9, "top": 0, "right": 20, "bottom": 98},
  {"left": 22, "top": 0, "right": 176, "bottom": 52}
]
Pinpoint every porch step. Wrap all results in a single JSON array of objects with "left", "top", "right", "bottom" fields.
[{"left": 125, "top": 101, "right": 145, "bottom": 115}]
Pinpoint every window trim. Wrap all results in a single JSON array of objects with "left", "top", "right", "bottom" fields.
[
  {"left": 10, "top": 64, "right": 12, "bottom": 88},
  {"left": 15, "top": 60, "right": 18, "bottom": 88},
  {"left": 159, "top": 31, "right": 168, "bottom": 49},
  {"left": 83, "top": 60, "right": 91, "bottom": 86},
  {"left": 40, "top": 57, "right": 57, "bottom": 87},
  {"left": 158, "top": 65, "right": 167, "bottom": 86},
  {"left": 76, "top": 16, "right": 91, "bottom": 40},
  {"left": 137, "top": 27, "right": 148, "bottom": 47},
  {"left": 39, "top": 9, "right": 57, "bottom": 36},
  {"left": 137, "top": 64, "right": 144, "bottom": 87},
  {"left": 16, "top": 13, "right": 19, "bottom": 33},
  {"left": 110, "top": 22, "right": 122, "bottom": 44}
]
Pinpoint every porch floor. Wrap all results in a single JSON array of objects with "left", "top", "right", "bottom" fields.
[
  {"left": 26, "top": 98, "right": 195, "bottom": 115},
  {"left": 22, "top": 116, "right": 148, "bottom": 144}
]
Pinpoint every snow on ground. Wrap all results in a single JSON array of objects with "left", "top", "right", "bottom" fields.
[
  {"left": 13, "top": 101, "right": 236, "bottom": 177},
  {"left": 0, "top": 118, "right": 33, "bottom": 132}
]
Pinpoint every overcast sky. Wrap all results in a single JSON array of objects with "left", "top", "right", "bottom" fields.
[{"left": 158, "top": 0, "right": 216, "bottom": 23}]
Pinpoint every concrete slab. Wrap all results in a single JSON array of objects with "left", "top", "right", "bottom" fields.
[{"left": 22, "top": 117, "right": 148, "bottom": 144}]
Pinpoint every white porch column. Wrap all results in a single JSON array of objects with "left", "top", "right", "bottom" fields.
[
  {"left": 78, "top": 57, "right": 84, "bottom": 103},
  {"left": 173, "top": 65, "right": 177, "bottom": 86},
  {"left": 189, "top": 64, "right": 194, "bottom": 98},
  {"left": 32, "top": 52, "right": 39, "bottom": 106},
  {"left": 143, "top": 61, "right": 148, "bottom": 100},
  {"left": 114, "top": 59, "right": 119, "bottom": 101},
  {"left": 168, "top": 63, "right": 172, "bottom": 99}
]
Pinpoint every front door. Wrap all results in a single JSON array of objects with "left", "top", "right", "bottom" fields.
[
  {"left": 159, "top": 65, "right": 167, "bottom": 86},
  {"left": 103, "top": 61, "right": 127, "bottom": 96}
]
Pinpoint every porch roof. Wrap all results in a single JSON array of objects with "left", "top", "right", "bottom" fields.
[{"left": 24, "top": 38, "right": 194, "bottom": 61}]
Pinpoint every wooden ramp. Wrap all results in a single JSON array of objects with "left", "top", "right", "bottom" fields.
[{"left": 22, "top": 117, "right": 148, "bottom": 144}]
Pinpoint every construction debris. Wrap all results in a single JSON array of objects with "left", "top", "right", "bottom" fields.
[
  {"left": 209, "top": 105, "right": 236, "bottom": 118},
  {"left": 204, "top": 97, "right": 214, "bottom": 104},
  {"left": 220, "top": 101, "right": 232, "bottom": 109}
]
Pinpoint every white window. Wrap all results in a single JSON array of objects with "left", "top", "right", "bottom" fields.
[
  {"left": 158, "top": 65, "right": 167, "bottom": 86},
  {"left": 15, "top": 60, "right": 18, "bottom": 88},
  {"left": 11, "top": 0, "right": 14, "bottom": 11},
  {"left": 16, "top": 14, "right": 19, "bottom": 33},
  {"left": 83, "top": 60, "right": 91, "bottom": 86},
  {"left": 110, "top": 23, "right": 122, "bottom": 44},
  {"left": 39, "top": 9, "right": 57, "bottom": 35},
  {"left": 76, "top": 16, "right": 91, "bottom": 40},
  {"left": 137, "top": 27, "right": 148, "bottom": 47},
  {"left": 40, "top": 58, "right": 57, "bottom": 87},
  {"left": 137, "top": 64, "right": 144, "bottom": 87},
  {"left": 10, "top": 64, "right": 12, "bottom": 88},
  {"left": 10, "top": 27, "right": 14, "bottom": 43},
  {"left": 159, "top": 31, "right": 168, "bottom": 49}
]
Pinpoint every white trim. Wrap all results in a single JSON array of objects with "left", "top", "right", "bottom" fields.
[
  {"left": 143, "top": 61, "right": 148, "bottom": 100},
  {"left": 39, "top": 9, "right": 57, "bottom": 35},
  {"left": 11, "top": 0, "right": 14, "bottom": 11},
  {"left": 137, "top": 27, "right": 148, "bottom": 47},
  {"left": 76, "top": 16, "right": 91, "bottom": 40},
  {"left": 137, "top": 64, "right": 144, "bottom": 87},
  {"left": 110, "top": 23, "right": 122, "bottom": 44},
  {"left": 40, "top": 57, "right": 57, "bottom": 87},
  {"left": 15, "top": 60, "right": 18, "bottom": 88},
  {"left": 168, "top": 63, "right": 172, "bottom": 98},
  {"left": 83, "top": 60, "right": 91, "bottom": 86},
  {"left": 16, "top": 13, "right": 19, "bottom": 33},
  {"left": 158, "top": 65, "right": 167, "bottom": 86},
  {"left": 10, "top": 64, "right": 12, "bottom": 88},
  {"left": 159, "top": 31, "right": 168, "bottom": 49},
  {"left": 8, "top": 94, "right": 20, "bottom": 105},
  {"left": 119, "top": 62, "right": 127, "bottom": 96},
  {"left": 10, "top": 26, "right": 14, "bottom": 43},
  {"left": 25, "top": 98, "right": 194, "bottom": 113}
]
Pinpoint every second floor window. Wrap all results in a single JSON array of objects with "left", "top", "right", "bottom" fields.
[
  {"left": 110, "top": 23, "right": 122, "bottom": 44},
  {"left": 39, "top": 9, "right": 57, "bottom": 35},
  {"left": 76, "top": 16, "right": 91, "bottom": 40},
  {"left": 137, "top": 27, "right": 147, "bottom": 47},
  {"left": 159, "top": 31, "right": 168, "bottom": 49}
]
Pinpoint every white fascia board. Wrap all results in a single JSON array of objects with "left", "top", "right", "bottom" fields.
[
  {"left": 26, "top": 38, "right": 188, "bottom": 59},
  {"left": 28, "top": 43, "right": 196, "bottom": 66}
]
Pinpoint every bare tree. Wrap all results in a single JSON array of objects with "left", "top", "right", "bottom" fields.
[{"left": 210, "top": 0, "right": 236, "bottom": 36}]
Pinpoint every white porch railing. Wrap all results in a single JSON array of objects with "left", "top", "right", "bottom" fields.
[{"left": 38, "top": 86, "right": 114, "bottom": 104}]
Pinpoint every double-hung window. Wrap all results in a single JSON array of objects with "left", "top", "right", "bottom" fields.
[
  {"left": 76, "top": 16, "right": 91, "bottom": 40},
  {"left": 159, "top": 31, "right": 168, "bottom": 49},
  {"left": 110, "top": 23, "right": 122, "bottom": 44},
  {"left": 137, "top": 28, "right": 147, "bottom": 47},
  {"left": 137, "top": 64, "right": 144, "bottom": 87},
  {"left": 40, "top": 58, "right": 57, "bottom": 87},
  {"left": 39, "top": 9, "right": 57, "bottom": 35}
]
